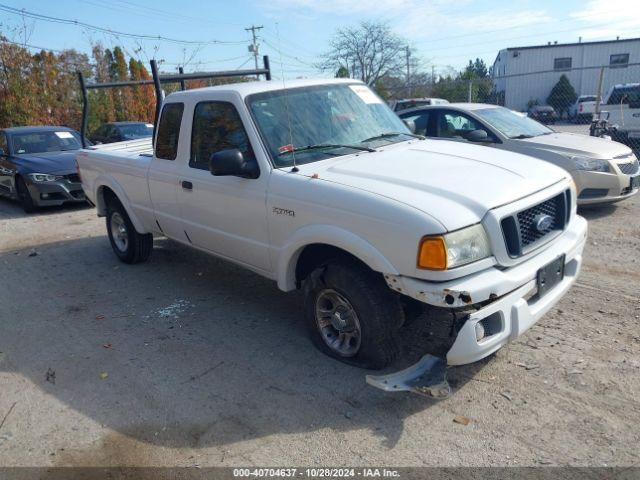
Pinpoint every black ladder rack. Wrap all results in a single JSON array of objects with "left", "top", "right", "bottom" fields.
[{"left": 77, "top": 55, "right": 271, "bottom": 148}]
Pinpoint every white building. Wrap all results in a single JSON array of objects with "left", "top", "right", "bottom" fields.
[{"left": 492, "top": 37, "right": 640, "bottom": 111}]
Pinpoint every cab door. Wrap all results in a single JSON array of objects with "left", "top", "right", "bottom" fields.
[
  {"left": 176, "top": 98, "right": 271, "bottom": 272},
  {"left": 147, "top": 102, "right": 186, "bottom": 240}
]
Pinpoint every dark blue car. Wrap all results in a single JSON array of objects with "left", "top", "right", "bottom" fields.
[{"left": 0, "top": 126, "right": 88, "bottom": 213}]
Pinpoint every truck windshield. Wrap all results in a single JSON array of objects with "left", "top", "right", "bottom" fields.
[
  {"left": 12, "top": 131, "right": 83, "bottom": 154},
  {"left": 475, "top": 107, "right": 553, "bottom": 139},
  {"left": 247, "top": 83, "right": 412, "bottom": 167}
]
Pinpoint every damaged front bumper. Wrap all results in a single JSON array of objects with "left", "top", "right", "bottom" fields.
[{"left": 368, "top": 215, "right": 587, "bottom": 396}]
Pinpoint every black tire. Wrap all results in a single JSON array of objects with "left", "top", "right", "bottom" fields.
[
  {"left": 302, "top": 259, "right": 403, "bottom": 370},
  {"left": 105, "top": 200, "right": 153, "bottom": 264},
  {"left": 15, "top": 176, "right": 36, "bottom": 213}
]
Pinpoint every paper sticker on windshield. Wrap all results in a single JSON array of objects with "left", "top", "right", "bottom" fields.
[
  {"left": 349, "top": 85, "right": 382, "bottom": 104},
  {"left": 55, "top": 131, "right": 74, "bottom": 139}
]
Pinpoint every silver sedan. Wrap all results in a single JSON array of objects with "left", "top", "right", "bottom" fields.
[{"left": 398, "top": 103, "right": 640, "bottom": 205}]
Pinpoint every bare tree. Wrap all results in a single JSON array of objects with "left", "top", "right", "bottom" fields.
[{"left": 320, "top": 22, "right": 408, "bottom": 86}]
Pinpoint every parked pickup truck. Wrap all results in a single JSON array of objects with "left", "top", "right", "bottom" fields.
[
  {"left": 569, "top": 95, "right": 597, "bottom": 123},
  {"left": 77, "top": 78, "right": 587, "bottom": 395}
]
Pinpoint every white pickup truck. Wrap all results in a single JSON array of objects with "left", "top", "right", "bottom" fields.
[{"left": 77, "top": 78, "right": 587, "bottom": 395}]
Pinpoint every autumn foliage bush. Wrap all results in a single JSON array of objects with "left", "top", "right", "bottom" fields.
[{"left": 0, "top": 38, "right": 155, "bottom": 133}]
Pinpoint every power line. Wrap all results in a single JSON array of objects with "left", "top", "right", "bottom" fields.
[
  {"left": 261, "top": 38, "right": 316, "bottom": 67},
  {"left": 235, "top": 56, "right": 253, "bottom": 70},
  {"left": 0, "top": 37, "right": 68, "bottom": 54},
  {"left": 0, "top": 3, "right": 246, "bottom": 45},
  {"left": 111, "top": 0, "right": 246, "bottom": 27},
  {"left": 162, "top": 54, "right": 251, "bottom": 66},
  {"left": 77, "top": 0, "right": 246, "bottom": 28}
]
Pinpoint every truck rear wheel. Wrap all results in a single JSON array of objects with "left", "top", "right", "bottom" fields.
[
  {"left": 106, "top": 201, "right": 153, "bottom": 264},
  {"left": 303, "top": 260, "right": 403, "bottom": 370}
]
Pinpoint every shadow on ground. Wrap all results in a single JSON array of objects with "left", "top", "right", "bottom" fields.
[
  {"left": 0, "top": 235, "right": 485, "bottom": 459},
  {"left": 0, "top": 195, "right": 92, "bottom": 220},
  {"left": 577, "top": 203, "right": 619, "bottom": 220}
]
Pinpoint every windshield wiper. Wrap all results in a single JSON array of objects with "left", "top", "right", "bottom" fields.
[
  {"left": 277, "top": 144, "right": 375, "bottom": 156},
  {"left": 361, "top": 132, "right": 425, "bottom": 143},
  {"left": 510, "top": 134, "right": 534, "bottom": 139}
]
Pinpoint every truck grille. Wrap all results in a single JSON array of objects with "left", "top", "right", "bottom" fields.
[
  {"left": 617, "top": 159, "right": 639, "bottom": 175},
  {"left": 501, "top": 190, "right": 570, "bottom": 257}
]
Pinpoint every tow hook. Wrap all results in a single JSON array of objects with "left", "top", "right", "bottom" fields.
[{"left": 365, "top": 354, "right": 451, "bottom": 399}]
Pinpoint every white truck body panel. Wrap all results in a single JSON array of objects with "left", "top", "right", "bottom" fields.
[{"left": 77, "top": 78, "right": 587, "bottom": 366}]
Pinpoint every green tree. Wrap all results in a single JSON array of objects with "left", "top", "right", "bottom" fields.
[
  {"left": 547, "top": 74, "right": 577, "bottom": 117},
  {"left": 335, "top": 66, "right": 349, "bottom": 78},
  {"left": 461, "top": 58, "right": 488, "bottom": 79}
]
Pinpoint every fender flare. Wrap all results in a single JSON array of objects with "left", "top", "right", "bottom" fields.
[
  {"left": 93, "top": 175, "right": 148, "bottom": 234},
  {"left": 276, "top": 224, "right": 399, "bottom": 291}
]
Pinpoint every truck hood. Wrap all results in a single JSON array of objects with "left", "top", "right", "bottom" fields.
[
  {"left": 298, "top": 139, "right": 568, "bottom": 231},
  {"left": 516, "top": 132, "right": 632, "bottom": 158},
  {"left": 14, "top": 151, "right": 79, "bottom": 175}
]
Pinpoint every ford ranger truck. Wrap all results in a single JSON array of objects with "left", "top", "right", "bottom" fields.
[{"left": 76, "top": 79, "right": 588, "bottom": 396}]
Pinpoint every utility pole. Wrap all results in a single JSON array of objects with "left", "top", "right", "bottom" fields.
[
  {"left": 405, "top": 46, "right": 411, "bottom": 98},
  {"left": 245, "top": 25, "right": 263, "bottom": 77}
]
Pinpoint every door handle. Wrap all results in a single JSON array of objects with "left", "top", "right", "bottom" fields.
[{"left": 181, "top": 180, "right": 193, "bottom": 190}]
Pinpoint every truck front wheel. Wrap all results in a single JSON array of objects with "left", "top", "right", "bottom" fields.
[
  {"left": 303, "top": 260, "right": 403, "bottom": 370},
  {"left": 106, "top": 202, "right": 153, "bottom": 264}
]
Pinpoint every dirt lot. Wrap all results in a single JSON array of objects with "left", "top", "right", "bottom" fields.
[{"left": 1, "top": 169, "right": 639, "bottom": 468}]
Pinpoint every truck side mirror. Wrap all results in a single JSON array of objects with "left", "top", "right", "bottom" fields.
[
  {"left": 210, "top": 149, "right": 259, "bottom": 179},
  {"left": 465, "top": 129, "right": 490, "bottom": 142}
]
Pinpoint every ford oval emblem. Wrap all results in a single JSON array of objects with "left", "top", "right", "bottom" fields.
[{"left": 534, "top": 214, "right": 553, "bottom": 233}]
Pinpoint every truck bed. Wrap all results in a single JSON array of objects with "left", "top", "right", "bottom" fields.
[
  {"left": 77, "top": 138, "right": 155, "bottom": 227},
  {"left": 86, "top": 137, "right": 154, "bottom": 157}
]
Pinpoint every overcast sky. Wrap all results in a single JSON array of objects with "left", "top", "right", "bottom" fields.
[{"left": 1, "top": 0, "right": 639, "bottom": 78}]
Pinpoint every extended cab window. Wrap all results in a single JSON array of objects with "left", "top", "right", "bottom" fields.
[
  {"left": 190, "top": 101, "right": 255, "bottom": 170},
  {"left": 156, "top": 103, "right": 184, "bottom": 160}
]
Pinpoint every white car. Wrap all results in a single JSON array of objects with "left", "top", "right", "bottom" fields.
[
  {"left": 77, "top": 79, "right": 586, "bottom": 395},
  {"left": 389, "top": 97, "right": 449, "bottom": 112},
  {"left": 399, "top": 103, "right": 640, "bottom": 205}
]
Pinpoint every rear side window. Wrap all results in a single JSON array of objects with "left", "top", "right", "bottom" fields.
[
  {"left": 155, "top": 103, "right": 184, "bottom": 160},
  {"left": 190, "top": 101, "right": 254, "bottom": 170}
]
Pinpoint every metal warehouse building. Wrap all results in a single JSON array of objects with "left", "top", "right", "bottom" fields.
[{"left": 492, "top": 37, "right": 640, "bottom": 112}]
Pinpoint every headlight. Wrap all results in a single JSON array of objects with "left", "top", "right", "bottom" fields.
[
  {"left": 572, "top": 156, "right": 610, "bottom": 172},
  {"left": 28, "top": 173, "right": 63, "bottom": 182},
  {"left": 417, "top": 224, "right": 492, "bottom": 270}
]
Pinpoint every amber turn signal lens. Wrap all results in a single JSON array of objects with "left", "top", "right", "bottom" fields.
[{"left": 417, "top": 236, "right": 447, "bottom": 270}]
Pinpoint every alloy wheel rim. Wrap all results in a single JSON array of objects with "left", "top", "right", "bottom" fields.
[
  {"left": 315, "top": 289, "right": 362, "bottom": 357},
  {"left": 110, "top": 212, "right": 128, "bottom": 252}
]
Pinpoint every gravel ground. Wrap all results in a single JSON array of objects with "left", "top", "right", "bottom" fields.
[{"left": 0, "top": 161, "right": 639, "bottom": 469}]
